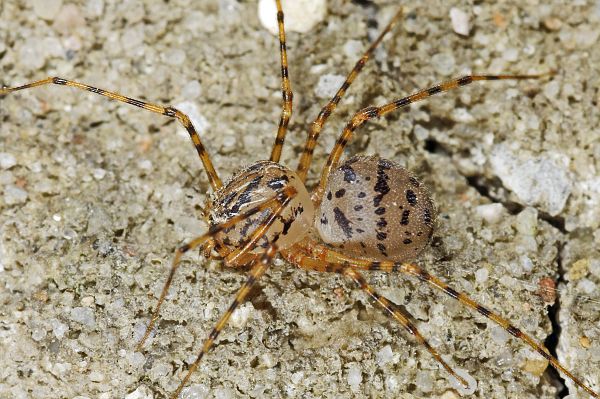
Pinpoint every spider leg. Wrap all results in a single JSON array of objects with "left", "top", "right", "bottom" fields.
[
  {"left": 342, "top": 267, "right": 470, "bottom": 388},
  {"left": 294, "top": 241, "right": 599, "bottom": 398},
  {"left": 312, "top": 72, "right": 554, "bottom": 204},
  {"left": 296, "top": 7, "right": 404, "bottom": 182},
  {"left": 137, "top": 186, "right": 297, "bottom": 349},
  {"left": 280, "top": 246, "right": 468, "bottom": 387},
  {"left": 269, "top": 0, "right": 293, "bottom": 163},
  {"left": 171, "top": 243, "right": 279, "bottom": 399},
  {"left": 0, "top": 77, "right": 222, "bottom": 190}
]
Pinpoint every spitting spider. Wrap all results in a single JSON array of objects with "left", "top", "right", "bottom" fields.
[{"left": 1, "top": 1, "right": 599, "bottom": 398}]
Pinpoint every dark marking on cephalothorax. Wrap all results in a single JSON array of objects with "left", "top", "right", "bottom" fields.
[
  {"left": 230, "top": 175, "right": 262, "bottom": 216},
  {"left": 376, "top": 231, "right": 387, "bottom": 241},
  {"left": 333, "top": 207, "right": 353, "bottom": 239},
  {"left": 320, "top": 215, "right": 328, "bottom": 225},
  {"left": 377, "top": 243, "right": 388, "bottom": 256},
  {"left": 409, "top": 176, "right": 420, "bottom": 187},
  {"left": 375, "top": 207, "right": 386, "bottom": 215},
  {"left": 356, "top": 228, "right": 365, "bottom": 233},
  {"left": 267, "top": 175, "right": 289, "bottom": 190},
  {"left": 358, "top": 192, "right": 367, "bottom": 198},
  {"left": 406, "top": 189, "right": 417, "bottom": 206},
  {"left": 327, "top": 191, "right": 332, "bottom": 201},
  {"left": 340, "top": 164, "right": 357, "bottom": 183},
  {"left": 335, "top": 189, "right": 346, "bottom": 198},
  {"left": 354, "top": 205, "right": 363, "bottom": 211},
  {"left": 403, "top": 238, "right": 412, "bottom": 245},
  {"left": 401, "top": 209, "right": 410, "bottom": 225},
  {"left": 377, "top": 218, "right": 387, "bottom": 228}
]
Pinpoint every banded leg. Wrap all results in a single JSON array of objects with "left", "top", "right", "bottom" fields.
[
  {"left": 136, "top": 186, "right": 297, "bottom": 349},
  {"left": 312, "top": 72, "right": 553, "bottom": 204},
  {"left": 0, "top": 77, "right": 222, "bottom": 190},
  {"left": 269, "top": 0, "right": 294, "bottom": 163},
  {"left": 342, "top": 267, "right": 469, "bottom": 388},
  {"left": 297, "top": 241, "right": 599, "bottom": 398},
  {"left": 171, "top": 244, "right": 279, "bottom": 399},
  {"left": 295, "top": 7, "right": 404, "bottom": 182}
]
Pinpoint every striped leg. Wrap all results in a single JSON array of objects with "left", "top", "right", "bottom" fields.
[
  {"left": 342, "top": 267, "right": 469, "bottom": 388},
  {"left": 0, "top": 77, "right": 222, "bottom": 190},
  {"left": 136, "top": 186, "right": 297, "bottom": 349},
  {"left": 312, "top": 72, "right": 553, "bottom": 203},
  {"left": 269, "top": 0, "right": 294, "bottom": 163},
  {"left": 295, "top": 7, "right": 404, "bottom": 182},
  {"left": 280, "top": 246, "right": 469, "bottom": 387},
  {"left": 295, "top": 241, "right": 599, "bottom": 398},
  {"left": 171, "top": 244, "right": 279, "bottom": 399}
]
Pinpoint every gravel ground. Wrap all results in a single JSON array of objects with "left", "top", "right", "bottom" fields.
[{"left": 1, "top": 1, "right": 599, "bottom": 399}]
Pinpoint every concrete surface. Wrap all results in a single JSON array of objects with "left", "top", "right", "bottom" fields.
[{"left": 1, "top": 1, "right": 599, "bottom": 398}]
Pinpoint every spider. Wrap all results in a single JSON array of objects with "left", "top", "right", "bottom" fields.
[{"left": 1, "top": 1, "right": 598, "bottom": 398}]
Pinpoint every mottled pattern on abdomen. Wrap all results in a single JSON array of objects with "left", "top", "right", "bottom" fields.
[{"left": 316, "top": 155, "right": 435, "bottom": 262}]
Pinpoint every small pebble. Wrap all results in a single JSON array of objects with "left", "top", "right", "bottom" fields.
[
  {"left": 450, "top": 8, "right": 470, "bottom": 36},
  {"left": 347, "top": 363, "right": 362, "bottom": 391},
  {"left": 181, "top": 384, "right": 210, "bottom": 399},
  {"left": 70, "top": 307, "right": 96, "bottom": 327},
  {"left": 32, "top": 0, "right": 63, "bottom": 20},
  {"left": 0, "top": 153, "right": 17, "bottom": 169},
  {"left": 182, "top": 80, "right": 202, "bottom": 100},
  {"left": 4, "top": 185, "right": 28, "bottom": 205},
  {"left": 258, "top": 0, "right": 327, "bottom": 35},
  {"left": 475, "top": 203, "right": 504, "bottom": 224},
  {"left": 124, "top": 386, "right": 154, "bottom": 399},
  {"left": 376, "top": 345, "right": 394, "bottom": 366},
  {"left": 431, "top": 52, "right": 456, "bottom": 75}
]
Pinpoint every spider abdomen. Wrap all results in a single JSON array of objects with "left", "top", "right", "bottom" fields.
[
  {"left": 316, "top": 155, "right": 436, "bottom": 262},
  {"left": 208, "top": 161, "right": 314, "bottom": 259}
]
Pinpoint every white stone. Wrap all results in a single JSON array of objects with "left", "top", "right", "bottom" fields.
[
  {"left": 258, "top": 0, "right": 327, "bottom": 35},
  {"left": 475, "top": 267, "right": 489, "bottom": 283},
  {"left": 450, "top": 8, "right": 470, "bottom": 36},
  {"left": 0, "top": 153, "right": 17, "bottom": 169},
  {"left": 125, "top": 386, "right": 154, "bottom": 399},
  {"left": 347, "top": 363, "right": 362, "bottom": 390},
  {"left": 70, "top": 307, "right": 96, "bottom": 327},
  {"left": 490, "top": 144, "right": 572, "bottom": 216},
  {"left": 431, "top": 52, "right": 456, "bottom": 75},
  {"left": 182, "top": 80, "right": 202, "bottom": 100},
  {"left": 376, "top": 345, "right": 394, "bottom": 366},
  {"left": 475, "top": 203, "right": 504, "bottom": 224},
  {"left": 231, "top": 302, "right": 253, "bottom": 328},
  {"left": 180, "top": 384, "right": 209, "bottom": 399},
  {"left": 4, "top": 185, "right": 28, "bottom": 205}
]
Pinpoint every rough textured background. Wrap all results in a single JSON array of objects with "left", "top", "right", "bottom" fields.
[{"left": 1, "top": 1, "right": 599, "bottom": 399}]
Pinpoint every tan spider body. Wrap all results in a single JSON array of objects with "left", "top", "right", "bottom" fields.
[{"left": 1, "top": 1, "right": 597, "bottom": 398}]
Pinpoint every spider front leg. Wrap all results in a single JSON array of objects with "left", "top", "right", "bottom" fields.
[
  {"left": 269, "top": 0, "right": 293, "bottom": 163},
  {"left": 172, "top": 243, "right": 279, "bottom": 399},
  {"left": 137, "top": 186, "right": 297, "bottom": 349},
  {"left": 295, "top": 242, "right": 600, "bottom": 398},
  {"left": 0, "top": 77, "right": 223, "bottom": 190}
]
